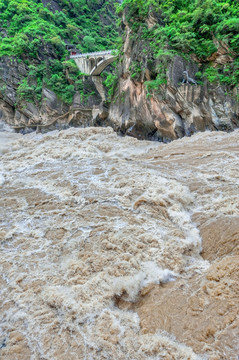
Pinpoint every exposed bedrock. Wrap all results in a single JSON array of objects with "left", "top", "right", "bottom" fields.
[
  {"left": 0, "top": 56, "right": 107, "bottom": 132},
  {"left": 108, "top": 14, "right": 239, "bottom": 141},
  {"left": 110, "top": 73, "right": 239, "bottom": 141}
]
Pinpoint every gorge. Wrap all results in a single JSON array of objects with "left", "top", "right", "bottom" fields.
[
  {"left": 0, "top": 0, "right": 238, "bottom": 140},
  {"left": 0, "top": 1, "right": 239, "bottom": 359}
]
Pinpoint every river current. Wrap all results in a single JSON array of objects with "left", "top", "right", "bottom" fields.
[{"left": 0, "top": 125, "right": 238, "bottom": 359}]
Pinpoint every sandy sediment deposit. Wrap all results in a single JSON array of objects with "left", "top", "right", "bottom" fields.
[{"left": 0, "top": 126, "right": 238, "bottom": 359}]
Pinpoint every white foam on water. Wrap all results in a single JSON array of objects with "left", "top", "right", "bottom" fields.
[
  {"left": 0, "top": 121, "right": 22, "bottom": 153},
  {"left": 0, "top": 173, "right": 5, "bottom": 186},
  {"left": 112, "top": 261, "right": 176, "bottom": 302},
  {"left": 0, "top": 127, "right": 238, "bottom": 359}
]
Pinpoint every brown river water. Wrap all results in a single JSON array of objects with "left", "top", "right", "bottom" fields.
[{"left": 0, "top": 125, "right": 238, "bottom": 359}]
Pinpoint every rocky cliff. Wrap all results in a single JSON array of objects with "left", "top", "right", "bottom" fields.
[
  {"left": 1, "top": 0, "right": 238, "bottom": 140},
  {"left": 0, "top": 55, "right": 108, "bottom": 132},
  {"left": 0, "top": 0, "right": 119, "bottom": 132},
  {"left": 108, "top": 4, "right": 239, "bottom": 141}
]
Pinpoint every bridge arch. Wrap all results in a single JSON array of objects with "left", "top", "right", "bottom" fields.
[
  {"left": 90, "top": 56, "right": 117, "bottom": 76},
  {"left": 96, "top": 57, "right": 103, "bottom": 65},
  {"left": 89, "top": 58, "right": 96, "bottom": 72},
  {"left": 71, "top": 50, "right": 118, "bottom": 76}
]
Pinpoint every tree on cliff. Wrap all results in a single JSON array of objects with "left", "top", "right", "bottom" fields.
[{"left": 0, "top": 0, "right": 119, "bottom": 104}]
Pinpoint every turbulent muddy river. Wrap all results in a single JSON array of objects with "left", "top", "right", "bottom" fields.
[{"left": 0, "top": 125, "right": 238, "bottom": 359}]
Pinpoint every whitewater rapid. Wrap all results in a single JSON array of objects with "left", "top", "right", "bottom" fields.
[{"left": 0, "top": 126, "right": 238, "bottom": 359}]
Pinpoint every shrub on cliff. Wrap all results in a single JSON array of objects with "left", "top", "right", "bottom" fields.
[
  {"left": 0, "top": 0, "right": 119, "bottom": 104},
  {"left": 117, "top": 0, "right": 239, "bottom": 95}
]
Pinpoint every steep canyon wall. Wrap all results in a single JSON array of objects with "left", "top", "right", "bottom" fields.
[
  {"left": 0, "top": 56, "right": 106, "bottom": 131},
  {"left": 108, "top": 10, "right": 239, "bottom": 141}
]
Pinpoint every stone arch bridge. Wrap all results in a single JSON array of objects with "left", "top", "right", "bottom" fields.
[{"left": 70, "top": 50, "right": 117, "bottom": 76}]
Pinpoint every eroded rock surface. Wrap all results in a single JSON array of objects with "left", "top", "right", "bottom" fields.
[
  {"left": 0, "top": 56, "right": 106, "bottom": 131},
  {"left": 109, "top": 15, "right": 239, "bottom": 141}
]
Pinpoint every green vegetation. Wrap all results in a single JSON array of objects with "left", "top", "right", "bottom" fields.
[
  {"left": 118, "top": 0, "right": 239, "bottom": 95},
  {"left": 0, "top": 0, "right": 119, "bottom": 104},
  {"left": 103, "top": 71, "right": 118, "bottom": 98},
  {"left": 1, "top": 0, "right": 238, "bottom": 105}
]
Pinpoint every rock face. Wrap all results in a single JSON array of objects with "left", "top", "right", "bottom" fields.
[
  {"left": 108, "top": 14, "right": 239, "bottom": 141},
  {"left": 1, "top": 6, "right": 238, "bottom": 139},
  {"left": 0, "top": 57, "right": 28, "bottom": 106},
  {"left": 0, "top": 56, "right": 107, "bottom": 131}
]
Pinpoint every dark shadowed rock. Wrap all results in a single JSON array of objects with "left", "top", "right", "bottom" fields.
[{"left": 41, "top": 0, "right": 62, "bottom": 13}]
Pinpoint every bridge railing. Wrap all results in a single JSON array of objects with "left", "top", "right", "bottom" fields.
[{"left": 70, "top": 50, "right": 115, "bottom": 59}]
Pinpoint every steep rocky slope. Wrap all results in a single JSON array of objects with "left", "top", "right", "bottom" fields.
[
  {"left": 0, "top": 0, "right": 119, "bottom": 129},
  {"left": 0, "top": 55, "right": 104, "bottom": 131},
  {"left": 0, "top": 0, "right": 239, "bottom": 140},
  {"left": 108, "top": 1, "right": 239, "bottom": 141}
]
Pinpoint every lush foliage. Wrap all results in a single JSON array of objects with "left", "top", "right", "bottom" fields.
[
  {"left": 0, "top": 0, "right": 119, "bottom": 104},
  {"left": 103, "top": 70, "right": 118, "bottom": 98},
  {"left": 118, "top": 0, "right": 239, "bottom": 94}
]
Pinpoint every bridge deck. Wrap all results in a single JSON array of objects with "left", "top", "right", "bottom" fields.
[{"left": 70, "top": 50, "right": 114, "bottom": 59}]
